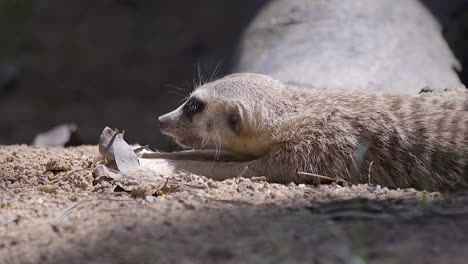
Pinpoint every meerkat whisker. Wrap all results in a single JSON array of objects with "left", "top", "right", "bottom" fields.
[
  {"left": 164, "top": 84, "right": 191, "bottom": 101},
  {"left": 209, "top": 60, "right": 223, "bottom": 83},
  {"left": 201, "top": 132, "right": 209, "bottom": 149},
  {"left": 214, "top": 129, "right": 222, "bottom": 161}
]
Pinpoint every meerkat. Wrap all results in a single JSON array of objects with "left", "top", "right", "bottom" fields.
[{"left": 142, "top": 73, "right": 468, "bottom": 191}]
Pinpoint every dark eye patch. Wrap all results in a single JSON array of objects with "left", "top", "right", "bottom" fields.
[
  {"left": 227, "top": 109, "right": 241, "bottom": 135},
  {"left": 183, "top": 97, "right": 205, "bottom": 120}
]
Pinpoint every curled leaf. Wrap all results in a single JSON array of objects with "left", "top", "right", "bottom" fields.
[{"left": 98, "top": 126, "right": 139, "bottom": 173}]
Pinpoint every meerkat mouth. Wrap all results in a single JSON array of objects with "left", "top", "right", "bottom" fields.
[{"left": 168, "top": 134, "right": 204, "bottom": 150}]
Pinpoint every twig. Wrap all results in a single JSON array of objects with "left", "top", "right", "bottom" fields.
[
  {"left": 51, "top": 168, "right": 93, "bottom": 184},
  {"left": 368, "top": 161, "right": 374, "bottom": 184},
  {"left": 92, "top": 156, "right": 105, "bottom": 167},
  {"left": 51, "top": 198, "right": 134, "bottom": 226},
  {"left": 298, "top": 172, "right": 348, "bottom": 184},
  {"left": 160, "top": 177, "right": 170, "bottom": 190},
  {"left": 51, "top": 200, "right": 94, "bottom": 226},
  {"left": 133, "top": 145, "right": 150, "bottom": 153},
  {"left": 154, "top": 177, "right": 175, "bottom": 195}
]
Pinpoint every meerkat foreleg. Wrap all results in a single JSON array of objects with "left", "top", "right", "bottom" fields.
[
  {"left": 140, "top": 149, "right": 257, "bottom": 162},
  {"left": 165, "top": 159, "right": 260, "bottom": 180},
  {"left": 159, "top": 154, "right": 298, "bottom": 183},
  {"left": 140, "top": 149, "right": 268, "bottom": 180}
]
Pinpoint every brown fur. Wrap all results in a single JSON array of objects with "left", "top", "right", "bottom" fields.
[{"left": 147, "top": 73, "right": 468, "bottom": 191}]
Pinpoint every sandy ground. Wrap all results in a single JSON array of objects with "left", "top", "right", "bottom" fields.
[{"left": 1, "top": 145, "right": 468, "bottom": 264}]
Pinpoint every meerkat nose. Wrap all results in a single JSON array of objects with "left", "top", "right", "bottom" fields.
[{"left": 158, "top": 116, "right": 167, "bottom": 130}]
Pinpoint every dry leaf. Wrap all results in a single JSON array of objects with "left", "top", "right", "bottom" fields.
[{"left": 98, "top": 126, "right": 139, "bottom": 173}]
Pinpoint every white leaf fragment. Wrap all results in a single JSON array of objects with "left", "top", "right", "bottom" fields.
[
  {"left": 98, "top": 126, "right": 140, "bottom": 173},
  {"left": 113, "top": 135, "right": 140, "bottom": 173}
]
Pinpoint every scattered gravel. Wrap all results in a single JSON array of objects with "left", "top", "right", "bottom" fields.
[{"left": 1, "top": 145, "right": 467, "bottom": 264}]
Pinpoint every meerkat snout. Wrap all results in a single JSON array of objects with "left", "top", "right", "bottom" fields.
[
  {"left": 157, "top": 111, "right": 173, "bottom": 133},
  {"left": 157, "top": 115, "right": 167, "bottom": 131},
  {"left": 158, "top": 112, "right": 176, "bottom": 133},
  {"left": 157, "top": 96, "right": 211, "bottom": 149}
]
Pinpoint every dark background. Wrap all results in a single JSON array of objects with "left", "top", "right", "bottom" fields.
[{"left": 0, "top": 0, "right": 466, "bottom": 149}]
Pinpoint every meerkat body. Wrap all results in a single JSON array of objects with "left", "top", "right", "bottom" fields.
[{"left": 145, "top": 74, "right": 468, "bottom": 191}]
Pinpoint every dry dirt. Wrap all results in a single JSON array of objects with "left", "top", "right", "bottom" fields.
[{"left": 1, "top": 145, "right": 468, "bottom": 264}]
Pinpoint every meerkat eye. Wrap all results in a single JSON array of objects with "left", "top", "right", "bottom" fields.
[
  {"left": 183, "top": 97, "right": 205, "bottom": 120},
  {"left": 227, "top": 108, "right": 242, "bottom": 135}
]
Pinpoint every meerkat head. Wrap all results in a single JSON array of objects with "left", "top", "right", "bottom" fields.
[{"left": 158, "top": 73, "right": 284, "bottom": 156}]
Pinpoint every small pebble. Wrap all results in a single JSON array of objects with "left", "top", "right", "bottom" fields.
[
  {"left": 38, "top": 185, "right": 58, "bottom": 194},
  {"left": 45, "top": 159, "right": 71, "bottom": 172}
]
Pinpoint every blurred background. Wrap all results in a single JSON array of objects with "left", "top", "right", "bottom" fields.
[{"left": 0, "top": 0, "right": 466, "bottom": 150}]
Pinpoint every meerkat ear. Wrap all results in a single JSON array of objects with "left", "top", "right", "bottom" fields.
[{"left": 227, "top": 103, "right": 244, "bottom": 136}]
